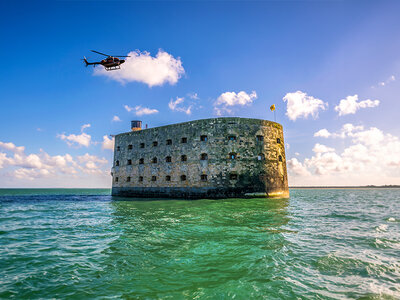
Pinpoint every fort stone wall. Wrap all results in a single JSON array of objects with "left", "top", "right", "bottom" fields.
[{"left": 111, "top": 117, "right": 289, "bottom": 199}]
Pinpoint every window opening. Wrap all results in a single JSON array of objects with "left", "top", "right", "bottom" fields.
[
  {"left": 200, "top": 135, "right": 208, "bottom": 141},
  {"left": 181, "top": 155, "right": 187, "bottom": 162}
]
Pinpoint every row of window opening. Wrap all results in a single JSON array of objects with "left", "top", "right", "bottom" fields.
[
  {"left": 116, "top": 136, "right": 281, "bottom": 151},
  {"left": 115, "top": 173, "right": 238, "bottom": 183}
]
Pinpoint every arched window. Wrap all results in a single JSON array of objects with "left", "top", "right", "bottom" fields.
[
  {"left": 181, "top": 155, "right": 187, "bottom": 162},
  {"left": 151, "top": 176, "right": 157, "bottom": 181},
  {"left": 152, "top": 157, "right": 158, "bottom": 163},
  {"left": 180, "top": 175, "right": 187, "bottom": 181},
  {"left": 200, "top": 153, "right": 208, "bottom": 160},
  {"left": 127, "top": 159, "right": 132, "bottom": 165},
  {"left": 201, "top": 174, "right": 207, "bottom": 181},
  {"left": 257, "top": 153, "right": 265, "bottom": 161},
  {"left": 229, "top": 152, "right": 237, "bottom": 160},
  {"left": 166, "top": 156, "right": 172, "bottom": 162},
  {"left": 278, "top": 155, "right": 283, "bottom": 162},
  {"left": 277, "top": 138, "right": 281, "bottom": 144},
  {"left": 126, "top": 176, "right": 131, "bottom": 182},
  {"left": 165, "top": 175, "right": 171, "bottom": 181},
  {"left": 200, "top": 135, "right": 208, "bottom": 141},
  {"left": 139, "top": 158, "right": 144, "bottom": 164},
  {"left": 115, "top": 160, "right": 120, "bottom": 166}
]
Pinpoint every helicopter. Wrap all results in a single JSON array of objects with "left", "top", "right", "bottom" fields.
[{"left": 83, "top": 50, "right": 130, "bottom": 71}]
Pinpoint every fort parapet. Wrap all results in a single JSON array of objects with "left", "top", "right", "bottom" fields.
[{"left": 111, "top": 117, "right": 289, "bottom": 199}]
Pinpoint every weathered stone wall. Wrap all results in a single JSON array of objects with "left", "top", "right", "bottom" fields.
[{"left": 111, "top": 117, "right": 289, "bottom": 199}]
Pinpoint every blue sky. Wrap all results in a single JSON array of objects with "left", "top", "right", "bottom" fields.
[{"left": 1, "top": 0, "right": 400, "bottom": 187}]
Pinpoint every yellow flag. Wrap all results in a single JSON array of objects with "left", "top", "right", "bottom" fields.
[{"left": 270, "top": 104, "right": 276, "bottom": 112}]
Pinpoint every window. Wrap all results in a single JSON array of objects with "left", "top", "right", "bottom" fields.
[
  {"left": 200, "top": 135, "right": 208, "bottom": 141},
  {"left": 181, "top": 155, "right": 187, "bottom": 162},
  {"left": 278, "top": 155, "right": 283, "bottom": 162},
  {"left": 152, "top": 157, "right": 158, "bottom": 163},
  {"left": 117, "top": 146, "right": 120, "bottom": 151},
  {"left": 115, "top": 177, "right": 119, "bottom": 182},
  {"left": 128, "top": 144, "right": 133, "bottom": 150},
  {"left": 201, "top": 174, "right": 207, "bottom": 181},
  {"left": 126, "top": 176, "right": 131, "bottom": 182},
  {"left": 115, "top": 160, "right": 120, "bottom": 166},
  {"left": 127, "top": 159, "right": 132, "bottom": 165},
  {"left": 166, "top": 156, "right": 172, "bottom": 163},
  {"left": 257, "top": 153, "right": 265, "bottom": 161},
  {"left": 200, "top": 153, "right": 208, "bottom": 160},
  {"left": 153, "top": 141, "right": 158, "bottom": 147},
  {"left": 229, "top": 173, "right": 238, "bottom": 180},
  {"left": 180, "top": 175, "right": 187, "bottom": 181},
  {"left": 139, "top": 158, "right": 144, "bottom": 164},
  {"left": 166, "top": 139, "right": 172, "bottom": 145},
  {"left": 256, "top": 135, "right": 264, "bottom": 142},
  {"left": 165, "top": 175, "right": 171, "bottom": 182},
  {"left": 140, "top": 143, "right": 145, "bottom": 148},
  {"left": 229, "top": 152, "right": 237, "bottom": 160},
  {"left": 277, "top": 138, "right": 281, "bottom": 144},
  {"left": 228, "top": 135, "right": 237, "bottom": 141},
  {"left": 139, "top": 176, "right": 143, "bottom": 182},
  {"left": 151, "top": 176, "right": 157, "bottom": 182},
  {"left": 181, "top": 137, "right": 187, "bottom": 143}
]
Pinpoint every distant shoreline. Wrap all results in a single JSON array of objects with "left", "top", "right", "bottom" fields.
[{"left": 290, "top": 185, "right": 400, "bottom": 189}]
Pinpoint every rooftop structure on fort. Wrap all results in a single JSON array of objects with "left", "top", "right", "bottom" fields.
[{"left": 111, "top": 117, "right": 289, "bottom": 199}]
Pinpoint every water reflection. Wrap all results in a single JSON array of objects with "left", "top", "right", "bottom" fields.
[{"left": 100, "top": 198, "right": 291, "bottom": 298}]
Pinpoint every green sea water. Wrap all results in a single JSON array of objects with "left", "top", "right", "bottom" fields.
[{"left": 0, "top": 188, "right": 399, "bottom": 299}]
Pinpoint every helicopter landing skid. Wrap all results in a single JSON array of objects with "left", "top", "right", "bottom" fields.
[{"left": 105, "top": 66, "right": 121, "bottom": 71}]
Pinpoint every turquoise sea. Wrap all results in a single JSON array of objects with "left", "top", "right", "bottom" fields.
[{"left": 0, "top": 188, "right": 399, "bottom": 299}]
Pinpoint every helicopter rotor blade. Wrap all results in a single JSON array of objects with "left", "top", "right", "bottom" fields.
[
  {"left": 91, "top": 50, "right": 111, "bottom": 57},
  {"left": 115, "top": 55, "right": 131, "bottom": 57}
]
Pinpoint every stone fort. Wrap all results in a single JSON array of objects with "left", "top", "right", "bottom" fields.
[{"left": 111, "top": 117, "right": 289, "bottom": 199}]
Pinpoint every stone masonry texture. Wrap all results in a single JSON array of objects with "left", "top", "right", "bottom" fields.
[{"left": 111, "top": 117, "right": 289, "bottom": 199}]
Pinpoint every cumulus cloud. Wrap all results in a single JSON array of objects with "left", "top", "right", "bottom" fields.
[
  {"left": 94, "top": 49, "right": 185, "bottom": 87},
  {"left": 283, "top": 91, "right": 328, "bottom": 121},
  {"left": 288, "top": 124, "right": 400, "bottom": 185},
  {"left": 334, "top": 95, "right": 380, "bottom": 116},
  {"left": 374, "top": 75, "right": 396, "bottom": 88},
  {"left": 188, "top": 92, "right": 199, "bottom": 100},
  {"left": 214, "top": 90, "right": 257, "bottom": 115},
  {"left": 124, "top": 105, "right": 159, "bottom": 116},
  {"left": 169, "top": 97, "right": 192, "bottom": 115},
  {"left": 57, "top": 124, "right": 92, "bottom": 148},
  {"left": 102, "top": 135, "right": 114, "bottom": 150},
  {"left": 112, "top": 115, "right": 121, "bottom": 122},
  {"left": 314, "top": 129, "right": 331, "bottom": 138},
  {"left": 0, "top": 141, "right": 25, "bottom": 154},
  {"left": 0, "top": 140, "right": 109, "bottom": 183},
  {"left": 287, "top": 158, "right": 311, "bottom": 176}
]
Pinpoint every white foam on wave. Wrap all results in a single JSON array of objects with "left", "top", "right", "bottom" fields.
[
  {"left": 376, "top": 224, "right": 388, "bottom": 232},
  {"left": 387, "top": 217, "right": 396, "bottom": 222}
]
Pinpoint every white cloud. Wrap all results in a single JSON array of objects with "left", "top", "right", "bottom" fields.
[
  {"left": 0, "top": 140, "right": 110, "bottom": 186},
  {"left": 289, "top": 125, "right": 400, "bottom": 185},
  {"left": 314, "top": 129, "right": 331, "bottom": 138},
  {"left": 58, "top": 132, "right": 91, "bottom": 147},
  {"left": 124, "top": 104, "right": 158, "bottom": 116},
  {"left": 334, "top": 95, "right": 380, "bottom": 116},
  {"left": 312, "top": 143, "right": 335, "bottom": 153},
  {"left": 0, "top": 141, "right": 25, "bottom": 154},
  {"left": 188, "top": 92, "right": 199, "bottom": 100},
  {"left": 287, "top": 158, "right": 311, "bottom": 176},
  {"left": 94, "top": 49, "right": 185, "bottom": 87},
  {"left": 57, "top": 124, "right": 92, "bottom": 148},
  {"left": 112, "top": 115, "right": 121, "bottom": 122},
  {"left": 214, "top": 90, "right": 257, "bottom": 115},
  {"left": 102, "top": 135, "right": 114, "bottom": 150},
  {"left": 283, "top": 91, "right": 328, "bottom": 121},
  {"left": 169, "top": 97, "right": 192, "bottom": 115}
]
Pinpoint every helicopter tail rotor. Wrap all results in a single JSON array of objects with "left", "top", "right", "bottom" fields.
[{"left": 82, "top": 56, "right": 89, "bottom": 67}]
